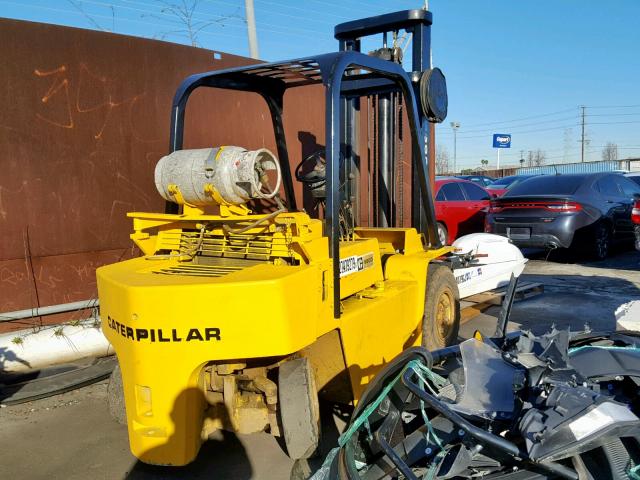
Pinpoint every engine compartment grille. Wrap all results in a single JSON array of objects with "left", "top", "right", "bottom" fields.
[
  {"left": 151, "top": 228, "right": 294, "bottom": 278},
  {"left": 157, "top": 230, "right": 292, "bottom": 261},
  {"left": 153, "top": 263, "right": 245, "bottom": 278}
]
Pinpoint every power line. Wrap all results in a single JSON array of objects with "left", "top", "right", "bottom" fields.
[
  {"left": 202, "top": 0, "right": 338, "bottom": 32},
  {"left": 586, "top": 112, "right": 640, "bottom": 117},
  {"left": 119, "top": 0, "right": 243, "bottom": 23},
  {"left": 68, "top": 0, "right": 109, "bottom": 30},
  {"left": 2, "top": 0, "right": 248, "bottom": 37},
  {"left": 585, "top": 104, "right": 640, "bottom": 109},
  {"left": 1, "top": 0, "right": 333, "bottom": 48},
  {"left": 307, "top": 0, "right": 370, "bottom": 14},
  {"left": 440, "top": 106, "right": 640, "bottom": 137},
  {"left": 79, "top": 0, "right": 233, "bottom": 30},
  {"left": 438, "top": 115, "right": 578, "bottom": 136},
  {"left": 445, "top": 122, "right": 578, "bottom": 140},
  {"left": 252, "top": 0, "right": 347, "bottom": 21},
  {"left": 100, "top": 0, "right": 333, "bottom": 38},
  {"left": 440, "top": 117, "right": 640, "bottom": 140},
  {"left": 1, "top": 0, "right": 229, "bottom": 33},
  {"left": 591, "top": 145, "right": 640, "bottom": 149},
  {"left": 587, "top": 120, "right": 640, "bottom": 126},
  {"left": 212, "top": 0, "right": 348, "bottom": 25},
  {"left": 453, "top": 107, "right": 577, "bottom": 129}
]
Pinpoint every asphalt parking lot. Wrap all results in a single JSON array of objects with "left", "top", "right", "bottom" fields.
[{"left": 2, "top": 248, "right": 639, "bottom": 480}]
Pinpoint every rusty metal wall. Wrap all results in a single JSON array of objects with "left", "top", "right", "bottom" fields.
[{"left": 0, "top": 19, "right": 326, "bottom": 331}]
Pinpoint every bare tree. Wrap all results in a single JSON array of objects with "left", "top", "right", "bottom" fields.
[
  {"left": 67, "top": 0, "right": 115, "bottom": 32},
  {"left": 147, "top": 0, "right": 242, "bottom": 47},
  {"left": 602, "top": 142, "right": 619, "bottom": 161},
  {"left": 436, "top": 147, "right": 450, "bottom": 175},
  {"left": 527, "top": 150, "right": 546, "bottom": 167}
]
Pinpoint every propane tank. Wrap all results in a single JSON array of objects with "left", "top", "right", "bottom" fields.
[{"left": 154, "top": 146, "right": 282, "bottom": 206}]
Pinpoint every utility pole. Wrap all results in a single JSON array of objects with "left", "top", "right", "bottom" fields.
[
  {"left": 519, "top": 150, "right": 524, "bottom": 170},
  {"left": 450, "top": 121, "right": 460, "bottom": 174},
  {"left": 244, "top": 0, "right": 259, "bottom": 59},
  {"left": 580, "top": 105, "right": 586, "bottom": 162}
]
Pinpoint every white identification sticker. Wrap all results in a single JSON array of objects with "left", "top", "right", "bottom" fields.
[
  {"left": 340, "top": 252, "right": 374, "bottom": 278},
  {"left": 455, "top": 267, "right": 483, "bottom": 285}
]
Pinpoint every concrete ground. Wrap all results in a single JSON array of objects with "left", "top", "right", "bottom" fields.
[
  {"left": 1, "top": 248, "right": 639, "bottom": 480},
  {"left": 460, "top": 248, "right": 640, "bottom": 338}
]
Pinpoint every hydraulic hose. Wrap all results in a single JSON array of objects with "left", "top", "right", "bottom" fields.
[{"left": 222, "top": 208, "right": 285, "bottom": 235}]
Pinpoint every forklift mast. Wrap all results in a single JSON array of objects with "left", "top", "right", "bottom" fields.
[{"left": 335, "top": 9, "right": 436, "bottom": 232}]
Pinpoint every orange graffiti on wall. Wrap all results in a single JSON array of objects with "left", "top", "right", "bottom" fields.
[{"left": 34, "top": 63, "right": 148, "bottom": 140}]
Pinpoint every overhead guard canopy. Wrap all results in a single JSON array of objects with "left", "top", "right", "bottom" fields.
[{"left": 168, "top": 48, "right": 439, "bottom": 319}]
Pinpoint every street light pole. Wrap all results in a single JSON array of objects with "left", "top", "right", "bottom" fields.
[
  {"left": 450, "top": 121, "right": 460, "bottom": 174},
  {"left": 244, "top": 0, "right": 260, "bottom": 59}
]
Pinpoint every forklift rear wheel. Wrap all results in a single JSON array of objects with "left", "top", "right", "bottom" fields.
[
  {"left": 278, "top": 357, "right": 320, "bottom": 460},
  {"left": 107, "top": 361, "right": 127, "bottom": 425},
  {"left": 422, "top": 264, "right": 460, "bottom": 351}
]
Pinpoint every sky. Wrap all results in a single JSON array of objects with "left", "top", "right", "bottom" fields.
[{"left": 2, "top": 0, "right": 640, "bottom": 170}]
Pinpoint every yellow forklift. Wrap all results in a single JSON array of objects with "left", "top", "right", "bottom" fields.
[{"left": 97, "top": 9, "right": 459, "bottom": 467}]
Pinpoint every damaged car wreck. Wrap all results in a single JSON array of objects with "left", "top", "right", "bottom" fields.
[{"left": 315, "top": 278, "right": 640, "bottom": 480}]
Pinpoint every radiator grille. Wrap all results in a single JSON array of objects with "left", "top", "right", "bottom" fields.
[
  {"left": 151, "top": 228, "right": 293, "bottom": 278},
  {"left": 157, "top": 230, "right": 292, "bottom": 261},
  {"left": 153, "top": 263, "right": 244, "bottom": 278}
]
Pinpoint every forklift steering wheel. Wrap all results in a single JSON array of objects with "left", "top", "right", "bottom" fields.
[{"left": 295, "top": 150, "right": 326, "bottom": 184}]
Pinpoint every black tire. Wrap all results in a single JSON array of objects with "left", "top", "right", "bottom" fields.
[
  {"left": 437, "top": 222, "right": 449, "bottom": 246},
  {"left": 278, "top": 357, "right": 320, "bottom": 460},
  {"left": 107, "top": 361, "right": 127, "bottom": 425},
  {"left": 591, "top": 222, "right": 612, "bottom": 260},
  {"left": 422, "top": 264, "right": 460, "bottom": 351}
]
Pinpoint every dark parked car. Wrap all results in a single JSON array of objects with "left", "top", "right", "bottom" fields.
[
  {"left": 626, "top": 172, "right": 640, "bottom": 187},
  {"left": 633, "top": 198, "right": 640, "bottom": 251},
  {"left": 486, "top": 174, "right": 539, "bottom": 196},
  {"left": 485, "top": 173, "right": 640, "bottom": 259},
  {"left": 456, "top": 174, "right": 494, "bottom": 187}
]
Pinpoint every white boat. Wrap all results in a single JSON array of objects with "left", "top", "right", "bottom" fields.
[{"left": 451, "top": 233, "right": 528, "bottom": 299}]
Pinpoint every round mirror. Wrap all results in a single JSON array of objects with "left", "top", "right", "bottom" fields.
[{"left": 419, "top": 68, "right": 448, "bottom": 123}]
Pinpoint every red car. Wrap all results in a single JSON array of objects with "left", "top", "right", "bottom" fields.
[{"left": 435, "top": 177, "right": 492, "bottom": 244}]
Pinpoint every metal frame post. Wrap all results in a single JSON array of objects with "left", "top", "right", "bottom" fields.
[
  {"left": 334, "top": 10, "right": 437, "bottom": 243},
  {"left": 339, "top": 39, "right": 361, "bottom": 228}
]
